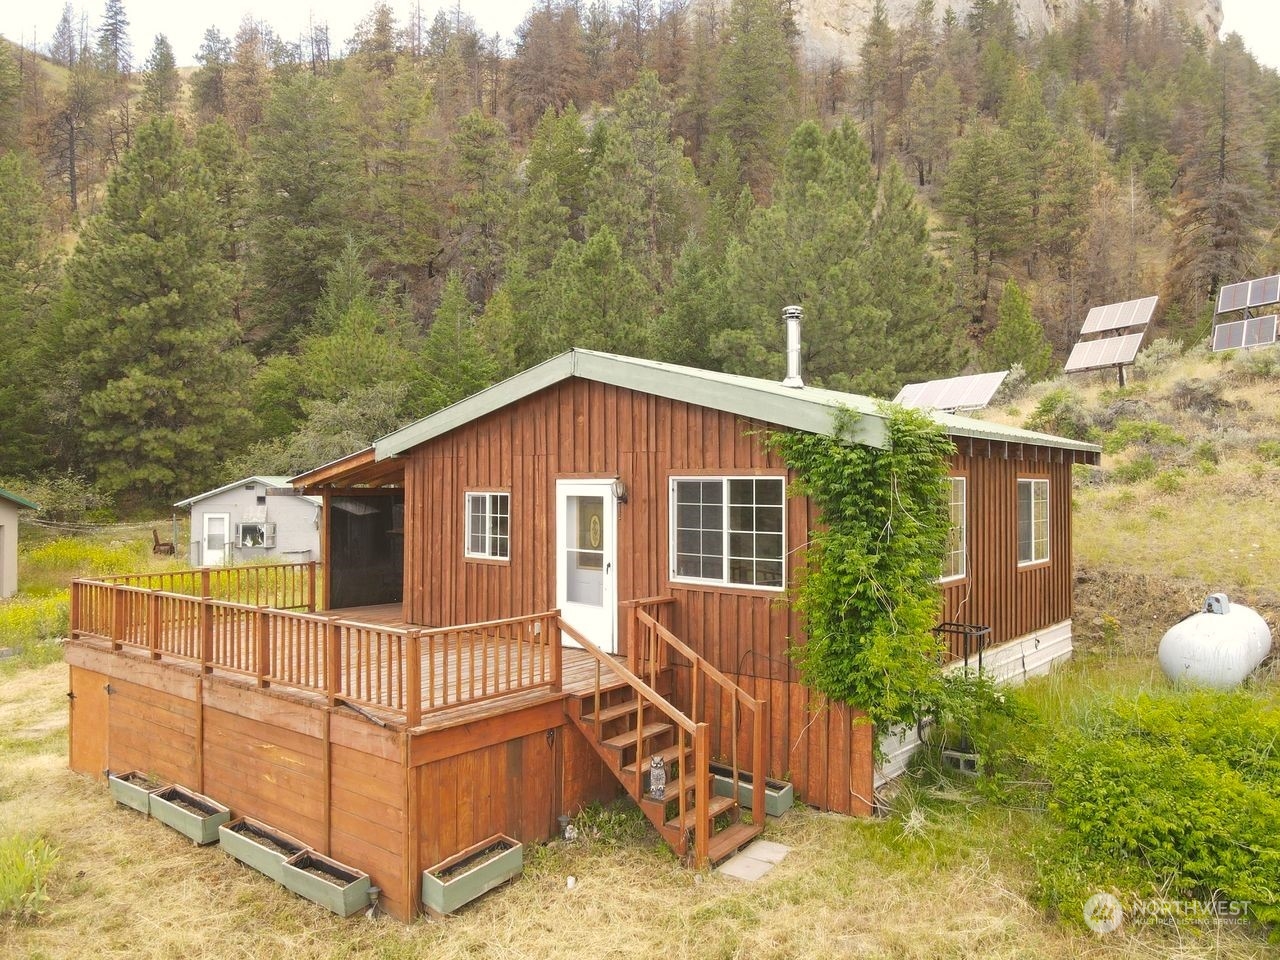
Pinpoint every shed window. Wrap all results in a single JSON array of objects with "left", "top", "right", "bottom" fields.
[
  {"left": 941, "top": 476, "right": 967, "bottom": 581},
  {"left": 236, "top": 521, "right": 276, "bottom": 548},
  {"left": 671, "top": 477, "right": 784, "bottom": 589},
  {"left": 1017, "top": 478, "right": 1049, "bottom": 565},
  {"left": 466, "top": 492, "right": 510, "bottom": 560}
]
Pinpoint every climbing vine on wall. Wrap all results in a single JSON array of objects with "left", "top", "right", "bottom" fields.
[{"left": 769, "top": 406, "right": 954, "bottom": 738}]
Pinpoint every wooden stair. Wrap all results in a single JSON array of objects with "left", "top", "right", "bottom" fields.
[{"left": 568, "top": 683, "right": 762, "bottom": 866}]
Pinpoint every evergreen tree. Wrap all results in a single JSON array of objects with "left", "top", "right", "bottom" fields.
[
  {"left": 140, "top": 35, "right": 180, "bottom": 116},
  {"left": 96, "top": 0, "right": 131, "bottom": 75},
  {"left": 449, "top": 110, "right": 515, "bottom": 300},
  {"left": 941, "top": 120, "right": 1029, "bottom": 322},
  {"left": 0, "top": 154, "right": 58, "bottom": 472},
  {"left": 540, "top": 226, "right": 654, "bottom": 356},
  {"left": 191, "top": 27, "right": 232, "bottom": 121},
  {"left": 711, "top": 0, "right": 797, "bottom": 193},
  {"left": 983, "top": 279, "right": 1052, "bottom": 380},
  {"left": 247, "top": 72, "right": 358, "bottom": 347},
  {"left": 59, "top": 118, "right": 250, "bottom": 502},
  {"left": 420, "top": 272, "right": 498, "bottom": 411},
  {"left": 713, "top": 121, "right": 960, "bottom": 396}
]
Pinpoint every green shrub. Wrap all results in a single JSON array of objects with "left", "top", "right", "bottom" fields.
[
  {"left": 1024, "top": 387, "right": 1093, "bottom": 440},
  {"left": 0, "top": 833, "right": 57, "bottom": 923},
  {"left": 1151, "top": 469, "right": 1185, "bottom": 493},
  {"left": 19, "top": 538, "right": 147, "bottom": 594},
  {"left": 1101, "top": 418, "right": 1186, "bottom": 454},
  {"left": 1111, "top": 454, "right": 1157, "bottom": 484},
  {"left": 1133, "top": 337, "right": 1184, "bottom": 377},
  {"left": 0, "top": 473, "right": 114, "bottom": 523},
  {"left": 977, "top": 688, "right": 1280, "bottom": 931},
  {"left": 1257, "top": 440, "right": 1280, "bottom": 464}
]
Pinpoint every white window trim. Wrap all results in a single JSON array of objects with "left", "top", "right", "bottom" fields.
[
  {"left": 235, "top": 521, "right": 276, "bottom": 549},
  {"left": 1017, "top": 478, "right": 1050, "bottom": 567},
  {"left": 940, "top": 475, "right": 967, "bottom": 583},
  {"left": 668, "top": 475, "right": 786, "bottom": 592},
  {"left": 464, "top": 491, "right": 510, "bottom": 560}
]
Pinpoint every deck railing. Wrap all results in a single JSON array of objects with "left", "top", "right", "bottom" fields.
[
  {"left": 630, "top": 604, "right": 766, "bottom": 837},
  {"left": 69, "top": 567, "right": 561, "bottom": 727},
  {"left": 96, "top": 561, "right": 318, "bottom": 612}
]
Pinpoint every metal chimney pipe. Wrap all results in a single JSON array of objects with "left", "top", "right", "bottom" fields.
[{"left": 782, "top": 305, "right": 804, "bottom": 388}]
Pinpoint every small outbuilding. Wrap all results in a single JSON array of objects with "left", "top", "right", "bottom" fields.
[
  {"left": 175, "top": 476, "right": 320, "bottom": 567},
  {"left": 0, "top": 486, "right": 40, "bottom": 599}
]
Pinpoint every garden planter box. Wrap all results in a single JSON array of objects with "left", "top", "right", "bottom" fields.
[
  {"left": 218, "top": 817, "right": 308, "bottom": 884},
  {"left": 107, "top": 770, "right": 166, "bottom": 815},
  {"left": 280, "top": 850, "right": 372, "bottom": 917},
  {"left": 709, "top": 764, "right": 794, "bottom": 818},
  {"left": 422, "top": 834, "right": 523, "bottom": 916},
  {"left": 148, "top": 785, "right": 230, "bottom": 845}
]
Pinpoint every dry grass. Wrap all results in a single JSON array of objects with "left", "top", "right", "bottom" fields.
[{"left": 0, "top": 660, "right": 1271, "bottom": 959}]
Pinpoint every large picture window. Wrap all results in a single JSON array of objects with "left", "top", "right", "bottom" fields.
[
  {"left": 941, "top": 476, "right": 966, "bottom": 581},
  {"left": 236, "top": 521, "right": 276, "bottom": 549},
  {"left": 1017, "top": 478, "right": 1049, "bottom": 565},
  {"left": 671, "top": 477, "right": 784, "bottom": 589},
  {"left": 465, "top": 492, "right": 510, "bottom": 559}
]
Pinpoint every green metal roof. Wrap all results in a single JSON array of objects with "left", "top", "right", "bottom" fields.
[
  {"left": 0, "top": 486, "right": 40, "bottom": 511},
  {"left": 372, "top": 349, "right": 1101, "bottom": 461}
]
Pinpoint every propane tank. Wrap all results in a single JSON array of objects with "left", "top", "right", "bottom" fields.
[{"left": 1158, "top": 594, "right": 1272, "bottom": 689}]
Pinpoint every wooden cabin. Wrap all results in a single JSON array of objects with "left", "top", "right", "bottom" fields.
[{"left": 65, "top": 349, "right": 1099, "bottom": 921}]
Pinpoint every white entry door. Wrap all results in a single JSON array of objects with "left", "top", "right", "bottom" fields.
[
  {"left": 202, "top": 513, "right": 230, "bottom": 566},
  {"left": 555, "top": 480, "right": 618, "bottom": 652}
]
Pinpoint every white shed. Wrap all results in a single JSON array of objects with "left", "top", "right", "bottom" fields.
[
  {"left": 0, "top": 487, "right": 40, "bottom": 599},
  {"left": 175, "top": 476, "right": 320, "bottom": 568}
]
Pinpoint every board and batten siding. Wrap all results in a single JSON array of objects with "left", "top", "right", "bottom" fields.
[{"left": 400, "top": 377, "right": 1078, "bottom": 814}]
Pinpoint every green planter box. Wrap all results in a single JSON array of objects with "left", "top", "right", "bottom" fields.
[
  {"left": 218, "top": 817, "right": 308, "bottom": 884},
  {"left": 280, "top": 850, "right": 372, "bottom": 917},
  {"left": 148, "top": 785, "right": 231, "bottom": 845},
  {"left": 107, "top": 770, "right": 166, "bottom": 815},
  {"left": 709, "top": 764, "right": 794, "bottom": 818},
  {"left": 422, "top": 834, "right": 523, "bottom": 916}
]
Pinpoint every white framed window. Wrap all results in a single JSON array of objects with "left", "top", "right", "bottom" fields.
[
  {"left": 236, "top": 521, "right": 276, "bottom": 549},
  {"left": 1017, "top": 478, "right": 1049, "bottom": 565},
  {"left": 670, "top": 477, "right": 784, "bottom": 589},
  {"left": 941, "top": 476, "right": 967, "bottom": 581},
  {"left": 465, "top": 492, "right": 510, "bottom": 559}
]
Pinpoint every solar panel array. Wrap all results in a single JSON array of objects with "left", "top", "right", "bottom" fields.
[
  {"left": 894, "top": 371, "right": 1008, "bottom": 412},
  {"left": 1216, "top": 275, "right": 1280, "bottom": 314},
  {"left": 1080, "top": 296, "right": 1158, "bottom": 335},
  {"left": 1211, "top": 314, "right": 1278, "bottom": 352},
  {"left": 1064, "top": 333, "right": 1145, "bottom": 373}
]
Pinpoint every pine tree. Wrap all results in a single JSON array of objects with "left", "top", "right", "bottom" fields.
[
  {"left": 191, "top": 27, "right": 232, "bottom": 121},
  {"left": 96, "top": 0, "right": 131, "bottom": 75},
  {"left": 247, "top": 72, "right": 358, "bottom": 347},
  {"left": 713, "top": 121, "right": 960, "bottom": 396},
  {"left": 0, "top": 154, "right": 59, "bottom": 472},
  {"left": 449, "top": 110, "right": 515, "bottom": 300},
  {"left": 59, "top": 118, "right": 250, "bottom": 502},
  {"left": 983, "top": 279, "right": 1052, "bottom": 380},
  {"left": 711, "top": 0, "right": 797, "bottom": 193},
  {"left": 420, "top": 272, "right": 498, "bottom": 411},
  {"left": 140, "top": 35, "right": 180, "bottom": 116}
]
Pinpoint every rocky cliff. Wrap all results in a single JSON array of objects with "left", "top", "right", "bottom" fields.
[{"left": 790, "top": 0, "right": 1224, "bottom": 64}]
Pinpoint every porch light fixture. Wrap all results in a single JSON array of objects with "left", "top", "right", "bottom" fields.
[{"left": 611, "top": 478, "right": 629, "bottom": 504}]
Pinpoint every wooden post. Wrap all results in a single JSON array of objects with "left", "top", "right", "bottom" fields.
[
  {"left": 549, "top": 613, "right": 562, "bottom": 693},
  {"left": 147, "top": 592, "right": 161, "bottom": 660},
  {"left": 694, "top": 723, "right": 710, "bottom": 868},
  {"left": 751, "top": 697, "right": 765, "bottom": 828},
  {"left": 111, "top": 587, "right": 124, "bottom": 651},
  {"left": 307, "top": 560, "right": 318, "bottom": 612},
  {"left": 405, "top": 630, "right": 422, "bottom": 728},
  {"left": 256, "top": 607, "right": 271, "bottom": 688},
  {"left": 200, "top": 566, "right": 211, "bottom": 599},
  {"left": 69, "top": 581, "right": 81, "bottom": 640},
  {"left": 326, "top": 618, "right": 341, "bottom": 706},
  {"left": 625, "top": 601, "right": 637, "bottom": 675},
  {"left": 200, "top": 598, "right": 214, "bottom": 673}
]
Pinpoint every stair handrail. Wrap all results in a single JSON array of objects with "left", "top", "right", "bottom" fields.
[
  {"left": 633, "top": 609, "right": 766, "bottom": 833},
  {"left": 558, "top": 618, "right": 712, "bottom": 864}
]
